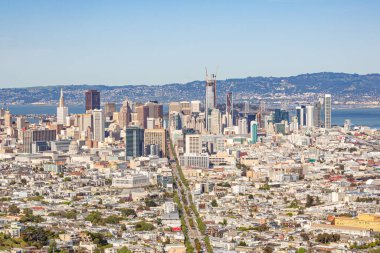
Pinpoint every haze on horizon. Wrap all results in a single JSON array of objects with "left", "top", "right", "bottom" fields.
[{"left": 0, "top": 0, "right": 379, "bottom": 88}]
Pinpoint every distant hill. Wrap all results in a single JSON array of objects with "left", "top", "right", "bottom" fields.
[{"left": 0, "top": 72, "right": 379, "bottom": 105}]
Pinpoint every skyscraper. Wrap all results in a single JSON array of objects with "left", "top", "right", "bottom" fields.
[
  {"left": 209, "top": 108, "right": 221, "bottom": 135},
  {"left": 306, "top": 105, "right": 314, "bottom": 128},
  {"left": 296, "top": 106, "right": 304, "bottom": 129},
  {"left": 85, "top": 90, "right": 100, "bottom": 111},
  {"left": 57, "top": 88, "right": 68, "bottom": 125},
  {"left": 125, "top": 126, "right": 144, "bottom": 158},
  {"left": 146, "top": 101, "right": 163, "bottom": 118},
  {"left": 251, "top": 121, "right": 258, "bottom": 144},
  {"left": 238, "top": 117, "right": 248, "bottom": 135},
  {"left": 92, "top": 109, "right": 105, "bottom": 142},
  {"left": 4, "top": 110, "right": 11, "bottom": 127},
  {"left": 324, "top": 94, "right": 332, "bottom": 129},
  {"left": 205, "top": 73, "right": 216, "bottom": 131},
  {"left": 226, "top": 92, "right": 233, "bottom": 127},
  {"left": 144, "top": 128, "right": 166, "bottom": 157},
  {"left": 136, "top": 105, "right": 149, "bottom": 129},
  {"left": 313, "top": 101, "right": 322, "bottom": 128},
  {"left": 22, "top": 129, "right": 57, "bottom": 153},
  {"left": 190, "top": 100, "right": 201, "bottom": 114},
  {"left": 244, "top": 101, "right": 250, "bottom": 115},
  {"left": 104, "top": 102, "right": 116, "bottom": 118},
  {"left": 119, "top": 99, "right": 131, "bottom": 129}
]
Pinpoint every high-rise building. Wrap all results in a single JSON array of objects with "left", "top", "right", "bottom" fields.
[
  {"left": 274, "top": 109, "right": 289, "bottom": 124},
  {"left": 104, "top": 102, "right": 116, "bottom": 118},
  {"left": 190, "top": 100, "right": 201, "bottom": 114},
  {"left": 169, "top": 102, "right": 181, "bottom": 113},
  {"left": 136, "top": 105, "right": 149, "bottom": 129},
  {"left": 185, "top": 134, "right": 201, "bottom": 154},
  {"left": 259, "top": 100, "right": 266, "bottom": 114},
  {"left": 296, "top": 106, "right": 304, "bottom": 128},
  {"left": 119, "top": 99, "right": 131, "bottom": 129},
  {"left": 209, "top": 108, "right": 221, "bottom": 135},
  {"left": 85, "top": 90, "right": 100, "bottom": 111},
  {"left": 125, "top": 126, "right": 144, "bottom": 158},
  {"left": 22, "top": 129, "right": 57, "bottom": 153},
  {"left": 146, "top": 101, "right": 163, "bottom": 118},
  {"left": 226, "top": 92, "right": 233, "bottom": 127},
  {"left": 179, "top": 101, "right": 191, "bottom": 115},
  {"left": 144, "top": 129, "right": 166, "bottom": 157},
  {"left": 324, "top": 94, "right": 332, "bottom": 129},
  {"left": 57, "top": 88, "right": 68, "bottom": 125},
  {"left": 238, "top": 117, "right": 248, "bottom": 135},
  {"left": 306, "top": 105, "right": 314, "bottom": 128},
  {"left": 313, "top": 101, "right": 322, "bottom": 128},
  {"left": 251, "top": 121, "right": 258, "bottom": 144},
  {"left": 16, "top": 116, "right": 26, "bottom": 130},
  {"left": 92, "top": 109, "right": 105, "bottom": 142},
  {"left": 244, "top": 101, "right": 250, "bottom": 115},
  {"left": 4, "top": 110, "right": 11, "bottom": 127},
  {"left": 205, "top": 73, "right": 216, "bottom": 131}
]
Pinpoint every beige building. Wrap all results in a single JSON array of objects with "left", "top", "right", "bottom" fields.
[{"left": 144, "top": 128, "right": 166, "bottom": 157}]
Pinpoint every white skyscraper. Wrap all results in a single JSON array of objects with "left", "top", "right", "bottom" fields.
[
  {"left": 324, "top": 94, "right": 332, "bottom": 129},
  {"left": 57, "top": 88, "right": 68, "bottom": 125},
  {"left": 190, "top": 100, "right": 201, "bottom": 114},
  {"left": 306, "top": 105, "right": 314, "bottom": 128},
  {"left": 238, "top": 118, "right": 248, "bottom": 135},
  {"left": 93, "top": 109, "right": 105, "bottom": 142}
]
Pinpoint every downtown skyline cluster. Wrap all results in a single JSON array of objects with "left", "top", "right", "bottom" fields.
[{"left": 0, "top": 74, "right": 379, "bottom": 253}]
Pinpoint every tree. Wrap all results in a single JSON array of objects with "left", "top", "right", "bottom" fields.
[
  {"left": 135, "top": 221, "right": 155, "bottom": 231},
  {"left": 85, "top": 211, "right": 103, "bottom": 225},
  {"left": 21, "top": 178, "right": 27, "bottom": 185},
  {"left": 300, "top": 232, "right": 310, "bottom": 241},
  {"left": 222, "top": 218, "right": 227, "bottom": 226},
  {"left": 144, "top": 198, "right": 158, "bottom": 207},
  {"left": 263, "top": 246, "right": 274, "bottom": 253},
  {"left": 21, "top": 226, "right": 51, "bottom": 248},
  {"left": 211, "top": 199, "right": 218, "bottom": 207},
  {"left": 238, "top": 241, "right": 247, "bottom": 246},
  {"left": 8, "top": 204, "right": 20, "bottom": 215},
  {"left": 120, "top": 224, "right": 127, "bottom": 231},
  {"left": 117, "top": 247, "right": 132, "bottom": 253},
  {"left": 119, "top": 208, "right": 136, "bottom": 218},
  {"left": 305, "top": 194, "right": 314, "bottom": 207}
]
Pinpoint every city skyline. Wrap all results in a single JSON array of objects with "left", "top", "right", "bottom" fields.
[{"left": 1, "top": 0, "right": 380, "bottom": 87}]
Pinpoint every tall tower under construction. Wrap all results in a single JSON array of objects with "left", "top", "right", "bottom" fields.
[{"left": 205, "top": 72, "right": 217, "bottom": 131}]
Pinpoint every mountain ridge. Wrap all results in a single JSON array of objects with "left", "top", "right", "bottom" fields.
[{"left": 0, "top": 72, "right": 379, "bottom": 104}]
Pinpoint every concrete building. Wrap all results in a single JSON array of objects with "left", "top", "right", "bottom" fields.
[
  {"left": 144, "top": 128, "right": 166, "bottom": 157},
  {"left": 92, "top": 109, "right": 105, "bottom": 142},
  {"left": 57, "top": 88, "right": 68, "bottom": 125}
]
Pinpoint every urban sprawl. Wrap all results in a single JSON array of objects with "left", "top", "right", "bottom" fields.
[{"left": 0, "top": 74, "right": 380, "bottom": 253}]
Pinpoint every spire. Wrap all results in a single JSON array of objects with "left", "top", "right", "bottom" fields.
[{"left": 59, "top": 88, "right": 65, "bottom": 107}]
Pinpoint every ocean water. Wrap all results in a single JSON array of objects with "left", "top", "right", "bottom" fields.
[
  {"left": 4, "top": 105, "right": 380, "bottom": 129},
  {"left": 332, "top": 108, "right": 380, "bottom": 129}
]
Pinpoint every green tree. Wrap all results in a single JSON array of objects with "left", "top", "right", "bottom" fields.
[
  {"left": 8, "top": 204, "right": 20, "bottom": 215},
  {"left": 135, "top": 221, "right": 155, "bottom": 231},
  {"left": 117, "top": 247, "right": 132, "bottom": 253},
  {"left": 211, "top": 199, "right": 218, "bottom": 207},
  {"left": 21, "top": 226, "right": 51, "bottom": 248},
  {"left": 85, "top": 211, "right": 103, "bottom": 225}
]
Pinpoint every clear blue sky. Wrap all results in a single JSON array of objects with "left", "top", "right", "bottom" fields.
[{"left": 0, "top": 0, "right": 379, "bottom": 87}]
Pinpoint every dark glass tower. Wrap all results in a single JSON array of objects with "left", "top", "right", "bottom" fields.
[{"left": 85, "top": 90, "right": 100, "bottom": 111}]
